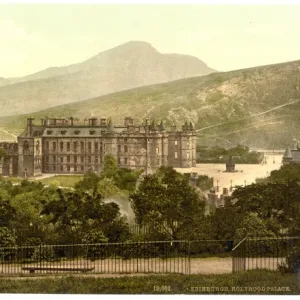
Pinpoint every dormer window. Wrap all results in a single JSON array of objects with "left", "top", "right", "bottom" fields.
[
  {"left": 47, "top": 130, "right": 53, "bottom": 135},
  {"left": 89, "top": 129, "right": 95, "bottom": 135},
  {"left": 74, "top": 130, "right": 80, "bottom": 135},
  {"left": 61, "top": 130, "right": 67, "bottom": 135}
]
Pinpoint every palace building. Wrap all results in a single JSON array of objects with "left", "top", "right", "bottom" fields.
[{"left": 1, "top": 117, "right": 197, "bottom": 178}]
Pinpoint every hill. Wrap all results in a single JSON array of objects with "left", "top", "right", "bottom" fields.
[
  {"left": 0, "top": 41, "right": 215, "bottom": 117},
  {"left": 1, "top": 59, "right": 300, "bottom": 149}
]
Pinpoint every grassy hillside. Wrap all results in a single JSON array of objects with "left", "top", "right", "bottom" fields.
[{"left": 1, "top": 59, "right": 300, "bottom": 149}]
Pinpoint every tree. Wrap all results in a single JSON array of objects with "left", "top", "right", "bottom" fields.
[
  {"left": 74, "top": 169, "right": 100, "bottom": 192},
  {"left": 42, "top": 188, "right": 130, "bottom": 243},
  {"left": 130, "top": 166, "right": 206, "bottom": 240},
  {"left": 235, "top": 213, "right": 276, "bottom": 242},
  {"left": 101, "top": 155, "right": 118, "bottom": 179}
]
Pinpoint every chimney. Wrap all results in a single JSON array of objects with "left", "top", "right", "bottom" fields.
[
  {"left": 27, "top": 117, "right": 34, "bottom": 136},
  {"left": 124, "top": 117, "right": 134, "bottom": 126},
  {"left": 89, "top": 117, "right": 97, "bottom": 126}
]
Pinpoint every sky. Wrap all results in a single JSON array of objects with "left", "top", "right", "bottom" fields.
[{"left": 1, "top": 3, "right": 300, "bottom": 77}]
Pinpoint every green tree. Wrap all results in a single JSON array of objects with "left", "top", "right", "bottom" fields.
[
  {"left": 235, "top": 213, "right": 276, "bottom": 241},
  {"left": 74, "top": 169, "right": 100, "bottom": 192},
  {"left": 130, "top": 166, "right": 206, "bottom": 240},
  {"left": 101, "top": 155, "right": 118, "bottom": 179}
]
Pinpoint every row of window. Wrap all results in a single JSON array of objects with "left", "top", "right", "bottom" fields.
[
  {"left": 44, "top": 151, "right": 190, "bottom": 163},
  {"left": 174, "top": 140, "right": 190, "bottom": 146},
  {"left": 45, "top": 142, "right": 134, "bottom": 152},
  {"left": 45, "top": 141, "right": 104, "bottom": 152},
  {"left": 45, "top": 155, "right": 103, "bottom": 164},
  {"left": 174, "top": 152, "right": 190, "bottom": 159}
]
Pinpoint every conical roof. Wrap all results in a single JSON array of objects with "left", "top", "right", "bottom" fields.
[
  {"left": 106, "top": 118, "right": 114, "bottom": 132},
  {"left": 150, "top": 120, "right": 156, "bottom": 131},
  {"left": 283, "top": 147, "right": 292, "bottom": 159},
  {"left": 159, "top": 120, "right": 165, "bottom": 131}
]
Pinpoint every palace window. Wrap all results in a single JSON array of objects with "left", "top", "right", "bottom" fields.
[
  {"left": 118, "top": 157, "right": 121, "bottom": 164},
  {"left": 60, "top": 157, "right": 63, "bottom": 163},
  {"left": 81, "top": 166, "right": 84, "bottom": 172},
  {"left": 74, "top": 166, "right": 77, "bottom": 171},
  {"left": 174, "top": 152, "right": 178, "bottom": 159},
  {"left": 156, "top": 147, "right": 159, "bottom": 154},
  {"left": 95, "top": 156, "right": 99, "bottom": 163},
  {"left": 61, "top": 130, "right": 67, "bottom": 135},
  {"left": 187, "top": 152, "right": 190, "bottom": 159},
  {"left": 60, "top": 142, "right": 63, "bottom": 151},
  {"left": 53, "top": 155, "right": 56, "bottom": 163},
  {"left": 73, "top": 141, "right": 77, "bottom": 150},
  {"left": 60, "top": 165, "right": 63, "bottom": 171},
  {"left": 88, "top": 156, "right": 92, "bottom": 164},
  {"left": 118, "top": 145, "right": 121, "bottom": 152},
  {"left": 67, "top": 142, "right": 70, "bottom": 151},
  {"left": 47, "top": 130, "right": 53, "bottom": 135},
  {"left": 81, "top": 142, "right": 84, "bottom": 150},
  {"left": 89, "top": 130, "right": 95, "bottom": 135},
  {"left": 53, "top": 142, "right": 56, "bottom": 151},
  {"left": 74, "top": 130, "right": 80, "bottom": 135},
  {"left": 175, "top": 140, "right": 178, "bottom": 146},
  {"left": 124, "top": 157, "right": 128, "bottom": 165},
  {"left": 23, "top": 141, "right": 29, "bottom": 152},
  {"left": 67, "top": 166, "right": 70, "bottom": 171},
  {"left": 67, "top": 156, "right": 70, "bottom": 163},
  {"left": 94, "top": 142, "right": 98, "bottom": 151},
  {"left": 81, "top": 156, "right": 84, "bottom": 163},
  {"left": 46, "top": 141, "right": 49, "bottom": 150},
  {"left": 74, "top": 156, "right": 77, "bottom": 163},
  {"left": 46, "top": 156, "right": 49, "bottom": 163},
  {"left": 124, "top": 146, "right": 128, "bottom": 152}
]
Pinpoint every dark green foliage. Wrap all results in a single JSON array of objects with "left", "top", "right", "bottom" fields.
[
  {"left": 279, "top": 246, "right": 300, "bottom": 273},
  {"left": 197, "top": 145, "right": 263, "bottom": 164},
  {"left": 31, "top": 245, "right": 56, "bottom": 262},
  {"left": 0, "top": 226, "right": 17, "bottom": 247},
  {"left": 196, "top": 175, "right": 213, "bottom": 191},
  {"left": 269, "top": 164, "right": 300, "bottom": 183},
  {"left": 130, "top": 166, "right": 206, "bottom": 240}
]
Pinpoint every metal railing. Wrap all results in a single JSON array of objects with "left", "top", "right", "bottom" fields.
[
  {"left": 232, "top": 237, "right": 300, "bottom": 273},
  {"left": 0, "top": 239, "right": 236, "bottom": 276},
  {"left": 0, "top": 241, "right": 190, "bottom": 275}
]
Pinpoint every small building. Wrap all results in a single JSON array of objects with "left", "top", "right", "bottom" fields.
[
  {"left": 225, "top": 156, "right": 235, "bottom": 172},
  {"left": 282, "top": 138, "right": 300, "bottom": 165}
]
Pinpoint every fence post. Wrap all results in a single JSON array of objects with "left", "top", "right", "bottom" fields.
[{"left": 232, "top": 238, "right": 247, "bottom": 273}]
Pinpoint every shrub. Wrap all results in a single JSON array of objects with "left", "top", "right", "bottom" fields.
[
  {"left": 32, "top": 245, "right": 56, "bottom": 262},
  {"left": 279, "top": 246, "right": 300, "bottom": 273}
]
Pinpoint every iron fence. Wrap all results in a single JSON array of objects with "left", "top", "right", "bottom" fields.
[
  {"left": 0, "top": 241, "right": 190, "bottom": 275},
  {"left": 232, "top": 236, "right": 300, "bottom": 273}
]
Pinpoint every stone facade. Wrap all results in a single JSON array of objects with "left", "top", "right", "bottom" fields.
[
  {"left": 0, "top": 142, "right": 18, "bottom": 176},
  {"left": 14, "top": 117, "right": 197, "bottom": 177}
]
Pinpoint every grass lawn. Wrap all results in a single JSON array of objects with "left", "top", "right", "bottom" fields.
[
  {"left": 39, "top": 175, "right": 84, "bottom": 188},
  {"left": 0, "top": 270, "right": 298, "bottom": 294}
]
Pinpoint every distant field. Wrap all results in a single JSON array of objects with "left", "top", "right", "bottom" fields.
[{"left": 39, "top": 175, "right": 84, "bottom": 187}]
